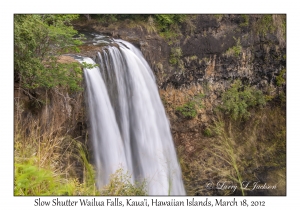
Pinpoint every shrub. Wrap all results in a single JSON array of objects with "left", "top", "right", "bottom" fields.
[
  {"left": 176, "top": 101, "right": 197, "bottom": 118},
  {"left": 276, "top": 68, "right": 286, "bottom": 86},
  {"left": 169, "top": 47, "right": 183, "bottom": 65},
  {"left": 213, "top": 14, "right": 223, "bottom": 20},
  {"left": 154, "top": 14, "right": 186, "bottom": 32},
  {"left": 203, "top": 127, "right": 213, "bottom": 137},
  {"left": 175, "top": 93, "right": 205, "bottom": 119},
  {"left": 225, "top": 37, "right": 242, "bottom": 57},
  {"left": 220, "top": 79, "right": 266, "bottom": 120},
  {"left": 154, "top": 14, "right": 186, "bottom": 44},
  {"left": 255, "top": 14, "right": 275, "bottom": 36},
  {"left": 240, "top": 14, "right": 249, "bottom": 27},
  {"left": 100, "top": 168, "right": 147, "bottom": 196}
]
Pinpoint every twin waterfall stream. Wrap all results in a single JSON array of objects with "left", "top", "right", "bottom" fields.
[{"left": 76, "top": 38, "right": 185, "bottom": 195}]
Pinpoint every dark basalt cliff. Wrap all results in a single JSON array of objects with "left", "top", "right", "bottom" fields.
[
  {"left": 73, "top": 14, "right": 286, "bottom": 130},
  {"left": 73, "top": 14, "right": 286, "bottom": 196},
  {"left": 74, "top": 14, "right": 286, "bottom": 94}
]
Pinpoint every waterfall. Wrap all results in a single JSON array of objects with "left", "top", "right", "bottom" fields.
[{"left": 77, "top": 39, "right": 185, "bottom": 195}]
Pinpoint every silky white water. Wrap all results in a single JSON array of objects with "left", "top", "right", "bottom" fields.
[{"left": 78, "top": 40, "right": 185, "bottom": 195}]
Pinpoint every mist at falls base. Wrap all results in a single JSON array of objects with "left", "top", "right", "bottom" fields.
[{"left": 76, "top": 39, "right": 185, "bottom": 195}]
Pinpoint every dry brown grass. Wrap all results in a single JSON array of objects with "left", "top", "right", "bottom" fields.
[
  {"left": 14, "top": 110, "right": 99, "bottom": 195},
  {"left": 160, "top": 84, "right": 204, "bottom": 112},
  {"left": 57, "top": 55, "right": 78, "bottom": 64},
  {"left": 175, "top": 105, "right": 286, "bottom": 196},
  {"left": 159, "top": 83, "right": 286, "bottom": 196},
  {"left": 14, "top": 85, "right": 92, "bottom": 195}
]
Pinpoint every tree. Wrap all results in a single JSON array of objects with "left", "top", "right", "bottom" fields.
[{"left": 14, "top": 14, "right": 83, "bottom": 91}]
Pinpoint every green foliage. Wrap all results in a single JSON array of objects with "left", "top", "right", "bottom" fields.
[
  {"left": 14, "top": 115, "right": 100, "bottom": 196},
  {"left": 203, "top": 127, "right": 213, "bottom": 137},
  {"left": 190, "top": 55, "right": 198, "bottom": 61},
  {"left": 225, "top": 37, "right": 242, "bottom": 57},
  {"left": 255, "top": 15, "right": 275, "bottom": 36},
  {"left": 75, "top": 141, "right": 99, "bottom": 194},
  {"left": 176, "top": 93, "right": 205, "bottom": 118},
  {"left": 220, "top": 80, "right": 266, "bottom": 120},
  {"left": 276, "top": 68, "right": 286, "bottom": 86},
  {"left": 154, "top": 14, "right": 186, "bottom": 43},
  {"left": 179, "top": 104, "right": 286, "bottom": 195},
  {"left": 193, "top": 93, "right": 205, "bottom": 107},
  {"left": 81, "top": 62, "right": 99, "bottom": 69},
  {"left": 100, "top": 168, "right": 147, "bottom": 196},
  {"left": 213, "top": 14, "right": 223, "bottom": 19},
  {"left": 14, "top": 14, "right": 83, "bottom": 91},
  {"left": 14, "top": 142, "right": 99, "bottom": 196},
  {"left": 94, "top": 14, "right": 186, "bottom": 44},
  {"left": 283, "top": 54, "right": 286, "bottom": 60},
  {"left": 208, "top": 106, "right": 286, "bottom": 195},
  {"left": 176, "top": 101, "right": 197, "bottom": 118},
  {"left": 161, "top": 30, "right": 182, "bottom": 44},
  {"left": 169, "top": 47, "right": 183, "bottom": 65},
  {"left": 15, "top": 159, "right": 51, "bottom": 195},
  {"left": 281, "top": 17, "right": 286, "bottom": 40},
  {"left": 278, "top": 92, "right": 286, "bottom": 104},
  {"left": 212, "top": 118, "right": 245, "bottom": 195},
  {"left": 15, "top": 158, "right": 81, "bottom": 195},
  {"left": 154, "top": 14, "right": 186, "bottom": 32},
  {"left": 240, "top": 14, "right": 249, "bottom": 27}
]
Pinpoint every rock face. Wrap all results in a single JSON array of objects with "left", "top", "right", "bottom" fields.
[
  {"left": 74, "top": 14, "right": 286, "bottom": 127},
  {"left": 72, "top": 15, "right": 286, "bottom": 195},
  {"left": 75, "top": 14, "right": 285, "bottom": 93}
]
